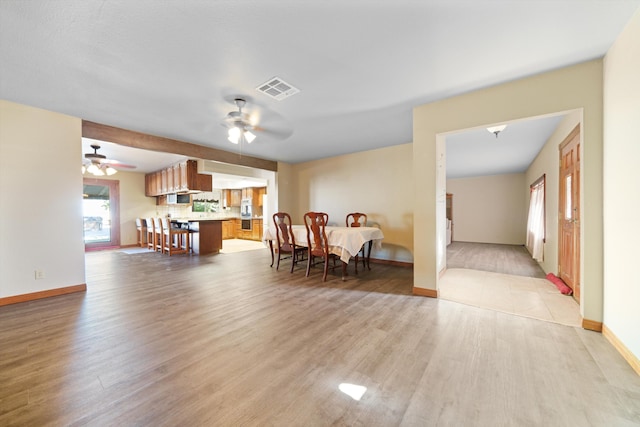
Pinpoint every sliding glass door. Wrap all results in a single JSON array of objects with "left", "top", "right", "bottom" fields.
[{"left": 83, "top": 178, "right": 120, "bottom": 250}]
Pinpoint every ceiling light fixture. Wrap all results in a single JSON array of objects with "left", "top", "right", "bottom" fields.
[
  {"left": 226, "top": 98, "right": 257, "bottom": 145},
  {"left": 228, "top": 126, "right": 256, "bottom": 144},
  {"left": 487, "top": 125, "right": 507, "bottom": 138},
  {"left": 83, "top": 162, "right": 116, "bottom": 177}
]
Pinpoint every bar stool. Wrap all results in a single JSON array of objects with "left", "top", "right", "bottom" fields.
[
  {"left": 146, "top": 218, "right": 156, "bottom": 251},
  {"left": 136, "top": 218, "right": 147, "bottom": 248},
  {"left": 154, "top": 217, "right": 164, "bottom": 253},
  {"left": 161, "top": 218, "right": 189, "bottom": 256}
]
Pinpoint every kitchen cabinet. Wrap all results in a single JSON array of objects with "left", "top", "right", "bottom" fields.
[
  {"left": 222, "top": 189, "right": 231, "bottom": 208},
  {"left": 145, "top": 160, "right": 212, "bottom": 196},
  {"left": 166, "top": 167, "right": 174, "bottom": 193},
  {"left": 230, "top": 189, "right": 242, "bottom": 207},
  {"left": 161, "top": 169, "right": 168, "bottom": 194},
  {"left": 185, "top": 220, "right": 223, "bottom": 255},
  {"left": 145, "top": 174, "right": 152, "bottom": 196},
  {"left": 242, "top": 187, "right": 253, "bottom": 200},
  {"left": 253, "top": 187, "right": 266, "bottom": 207},
  {"left": 252, "top": 219, "right": 263, "bottom": 241},
  {"left": 222, "top": 220, "right": 235, "bottom": 239},
  {"left": 232, "top": 219, "right": 263, "bottom": 241},
  {"left": 155, "top": 171, "right": 162, "bottom": 196}
]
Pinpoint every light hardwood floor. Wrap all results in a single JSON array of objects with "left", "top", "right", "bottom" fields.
[{"left": 1, "top": 249, "right": 639, "bottom": 426}]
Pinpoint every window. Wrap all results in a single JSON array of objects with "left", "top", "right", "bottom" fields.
[{"left": 526, "top": 175, "right": 545, "bottom": 261}]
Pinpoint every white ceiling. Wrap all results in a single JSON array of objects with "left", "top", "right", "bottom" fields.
[{"left": 2, "top": 1, "right": 639, "bottom": 178}]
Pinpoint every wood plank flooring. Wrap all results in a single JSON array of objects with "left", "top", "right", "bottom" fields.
[{"left": 1, "top": 248, "right": 639, "bottom": 426}]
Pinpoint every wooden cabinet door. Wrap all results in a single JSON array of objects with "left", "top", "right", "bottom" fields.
[
  {"left": 196, "top": 173, "right": 212, "bottom": 192},
  {"left": 179, "top": 161, "right": 189, "bottom": 191},
  {"left": 154, "top": 171, "right": 162, "bottom": 196},
  {"left": 160, "top": 169, "right": 168, "bottom": 194},
  {"left": 145, "top": 174, "right": 153, "bottom": 196},
  {"left": 167, "top": 167, "right": 174, "bottom": 193},
  {"left": 173, "top": 165, "right": 181, "bottom": 191},
  {"left": 255, "top": 187, "right": 266, "bottom": 206},
  {"left": 231, "top": 190, "right": 242, "bottom": 206},
  {"left": 242, "top": 187, "right": 253, "bottom": 200}
]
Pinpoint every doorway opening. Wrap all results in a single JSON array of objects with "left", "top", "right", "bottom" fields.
[{"left": 83, "top": 178, "right": 120, "bottom": 250}]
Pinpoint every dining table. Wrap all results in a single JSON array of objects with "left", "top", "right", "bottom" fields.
[{"left": 263, "top": 225, "right": 384, "bottom": 277}]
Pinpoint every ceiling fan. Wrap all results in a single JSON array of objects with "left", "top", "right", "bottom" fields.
[
  {"left": 221, "top": 97, "right": 293, "bottom": 145},
  {"left": 83, "top": 144, "right": 136, "bottom": 176},
  {"left": 223, "top": 98, "right": 256, "bottom": 144}
]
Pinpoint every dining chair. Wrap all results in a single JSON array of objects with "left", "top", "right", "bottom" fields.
[
  {"left": 161, "top": 217, "right": 189, "bottom": 256},
  {"left": 146, "top": 217, "right": 156, "bottom": 251},
  {"left": 273, "top": 212, "right": 306, "bottom": 273},
  {"left": 135, "top": 218, "right": 147, "bottom": 248},
  {"left": 346, "top": 212, "right": 368, "bottom": 272},
  {"left": 304, "top": 211, "right": 338, "bottom": 281}
]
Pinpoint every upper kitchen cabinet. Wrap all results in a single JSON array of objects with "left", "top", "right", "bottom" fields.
[
  {"left": 230, "top": 189, "right": 242, "bottom": 207},
  {"left": 145, "top": 160, "right": 212, "bottom": 197},
  {"left": 242, "top": 187, "right": 253, "bottom": 200},
  {"left": 253, "top": 187, "right": 267, "bottom": 207}
]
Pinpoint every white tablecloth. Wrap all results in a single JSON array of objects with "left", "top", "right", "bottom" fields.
[{"left": 264, "top": 225, "right": 384, "bottom": 263}]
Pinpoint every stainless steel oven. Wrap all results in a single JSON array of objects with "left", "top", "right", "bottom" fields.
[{"left": 240, "top": 198, "right": 252, "bottom": 230}]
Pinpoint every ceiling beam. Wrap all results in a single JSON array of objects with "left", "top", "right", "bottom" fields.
[{"left": 82, "top": 121, "right": 278, "bottom": 172}]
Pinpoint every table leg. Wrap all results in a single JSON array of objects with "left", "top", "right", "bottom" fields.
[
  {"left": 269, "top": 240, "right": 274, "bottom": 267},
  {"left": 342, "top": 260, "right": 347, "bottom": 281},
  {"left": 367, "top": 240, "right": 373, "bottom": 270}
]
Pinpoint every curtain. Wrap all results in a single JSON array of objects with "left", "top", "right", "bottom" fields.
[{"left": 526, "top": 180, "right": 545, "bottom": 261}]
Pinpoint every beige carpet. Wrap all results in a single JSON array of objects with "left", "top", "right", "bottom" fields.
[
  {"left": 439, "top": 268, "right": 581, "bottom": 327},
  {"left": 221, "top": 238, "right": 268, "bottom": 254}
]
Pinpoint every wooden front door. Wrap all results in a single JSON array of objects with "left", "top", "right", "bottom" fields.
[{"left": 558, "top": 125, "right": 581, "bottom": 301}]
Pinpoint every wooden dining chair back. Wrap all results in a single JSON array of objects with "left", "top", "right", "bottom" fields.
[
  {"left": 273, "top": 212, "right": 306, "bottom": 273},
  {"left": 154, "top": 217, "right": 164, "bottom": 253},
  {"left": 136, "top": 218, "right": 147, "bottom": 248},
  {"left": 161, "top": 218, "right": 188, "bottom": 256},
  {"left": 146, "top": 217, "right": 156, "bottom": 251},
  {"left": 303, "top": 211, "right": 337, "bottom": 281},
  {"left": 346, "top": 212, "right": 367, "bottom": 227},
  {"left": 346, "top": 212, "right": 368, "bottom": 272}
]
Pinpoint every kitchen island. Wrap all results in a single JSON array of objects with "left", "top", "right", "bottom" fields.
[{"left": 172, "top": 219, "right": 223, "bottom": 255}]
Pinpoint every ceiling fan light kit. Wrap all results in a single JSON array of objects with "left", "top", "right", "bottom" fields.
[
  {"left": 82, "top": 144, "right": 135, "bottom": 176},
  {"left": 225, "top": 98, "right": 258, "bottom": 145}
]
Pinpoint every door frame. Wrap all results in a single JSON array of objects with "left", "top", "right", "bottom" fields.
[{"left": 83, "top": 177, "right": 121, "bottom": 251}]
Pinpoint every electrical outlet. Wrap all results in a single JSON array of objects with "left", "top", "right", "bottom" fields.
[{"left": 34, "top": 270, "right": 45, "bottom": 280}]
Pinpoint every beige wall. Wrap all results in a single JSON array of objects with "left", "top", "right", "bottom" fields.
[
  {"left": 93, "top": 171, "right": 157, "bottom": 246},
  {"left": 446, "top": 173, "right": 527, "bottom": 245},
  {"left": 525, "top": 110, "right": 581, "bottom": 275},
  {"left": 602, "top": 10, "right": 640, "bottom": 361},
  {"left": 0, "top": 100, "right": 86, "bottom": 298},
  {"left": 414, "top": 60, "right": 603, "bottom": 323},
  {"left": 289, "top": 143, "right": 413, "bottom": 263}
]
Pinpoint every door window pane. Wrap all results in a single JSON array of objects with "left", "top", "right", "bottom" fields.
[
  {"left": 565, "top": 175, "right": 572, "bottom": 220},
  {"left": 83, "top": 184, "right": 112, "bottom": 244}
]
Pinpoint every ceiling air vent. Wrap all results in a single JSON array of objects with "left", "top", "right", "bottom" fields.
[{"left": 256, "top": 77, "right": 300, "bottom": 101}]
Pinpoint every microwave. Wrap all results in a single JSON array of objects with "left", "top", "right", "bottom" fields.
[{"left": 167, "top": 193, "right": 191, "bottom": 204}]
